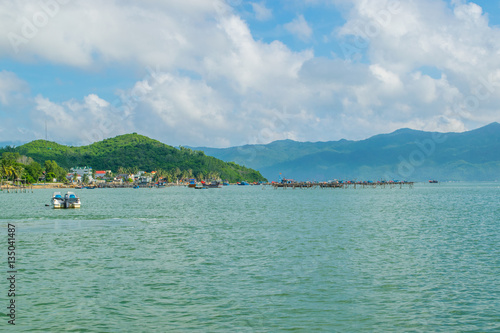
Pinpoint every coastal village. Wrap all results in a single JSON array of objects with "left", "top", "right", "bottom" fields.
[{"left": 66, "top": 166, "right": 155, "bottom": 187}]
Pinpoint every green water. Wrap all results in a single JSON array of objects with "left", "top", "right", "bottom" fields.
[{"left": 1, "top": 183, "right": 499, "bottom": 332}]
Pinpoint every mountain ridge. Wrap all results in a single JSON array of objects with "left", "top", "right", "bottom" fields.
[{"left": 192, "top": 122, "right": 500, "bottom": 181}]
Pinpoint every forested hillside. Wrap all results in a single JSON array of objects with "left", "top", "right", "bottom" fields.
[{"left": 1, "top": 133, "right": 266, "bottom": 183}]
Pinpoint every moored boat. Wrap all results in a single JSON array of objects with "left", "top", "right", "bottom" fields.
[
  {"left": 51, "top": 192, "right": 65, "bottom": 209},
  {"left": 51, "top": 191, "right": 81, "bottom": 209},
  {"left": 64, "top": 192, "right": 81, "bottom": 208},
  {"left": 204, "top": 181, "right": 223, "bottom": 188}
]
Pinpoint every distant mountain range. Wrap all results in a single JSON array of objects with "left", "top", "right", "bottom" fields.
[{"left": 193, "top": 122, "right": 500, "bottom": 182}]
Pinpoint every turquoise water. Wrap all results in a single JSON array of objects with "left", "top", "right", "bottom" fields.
[{"left": 1, "top": 183, "right": 499, "bottom": 332}]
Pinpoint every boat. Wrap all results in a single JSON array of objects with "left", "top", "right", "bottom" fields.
[
  {"left": 204, "top": 181, "right": 223, "bottom": 188},
  {"left": 64, "top": 192, "right": 81, "bottom": 208},
  {"left": 133, "top": 185, "right": 140, "bottom": 189},
  {"left": 429, "top": 180, "right": 438, "bottom": 183},
  {"left": 51, "top": 192, "right": 65, "bottom": 209},
  {"left": 238, "top": 181, "right": 250, "bottom": 186},
  {"left": 188, "top": 179, "right": 197, "bottom": 188},
  {"left": 51, "top": 191, "right": 81, "bottom": 209}
]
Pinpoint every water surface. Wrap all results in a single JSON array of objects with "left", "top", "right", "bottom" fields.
[{"left": 1, "top": 183, "right": 499, "bottom": 332}]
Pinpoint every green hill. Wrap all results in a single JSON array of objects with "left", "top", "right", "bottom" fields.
[{"left": 7, "top": 133, "right": 266, "bottom": 182}]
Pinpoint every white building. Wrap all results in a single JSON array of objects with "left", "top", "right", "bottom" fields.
[{"left": 70, "top": 166, "right": 94, "bottom": 182}]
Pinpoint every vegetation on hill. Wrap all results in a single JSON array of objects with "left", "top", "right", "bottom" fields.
[{"left": 0, "top": 133, "right": 266, "bottom": 183}]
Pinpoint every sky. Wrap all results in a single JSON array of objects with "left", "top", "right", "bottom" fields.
[{"left": 1, "top": 0, "right": 500, "bottom": 147}]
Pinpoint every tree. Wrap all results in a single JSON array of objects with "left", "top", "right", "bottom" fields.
[
  {"left": 164, "top": 170, "right": 174, "bottom": 183},
  {"left": 46, "top": 172, "right": 57, "bottom": 182},
  {"left": 2, "top": 165, "right": 14, "bottom": 181},
  {"left": 12, "top": 165, "right": 24, "bottom": 180},
  {"left": 196, "top": 172, "right": 204, "bottom": 182},
  {"left": 44, "top": 160, "right": 67, "bottom": 182},
  {"left": 25, "top": 162, "right": 43, "bottom": 182},
  {"left": 174, "top": 167, "right": 181, "bottom": 181},
  {"left": 2, "top": 152, "right": 20, "bottom": 163},
  {"left": 82, "top": 174, "right": 89, "bottom": 184}
]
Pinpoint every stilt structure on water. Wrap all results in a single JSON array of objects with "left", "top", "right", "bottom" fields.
[
  {"left": 0, "top": 178, "right": 34, "bottom": 193},
  {"left": 271, "top": 180, "right": 414, "bottom": 189}
]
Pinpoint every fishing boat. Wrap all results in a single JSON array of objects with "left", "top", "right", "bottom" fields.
[
  {"left": 51, "top": 192, "right": 65, "bottom": 209},
  {"left": 238, "top": 181, "right": 250, "bottom": 186},
  {"left": 64, "top": 192, "right": 81, "bottom": 208},
  {"left": 188, "top": 179, "right": 197, "bottom": 188},
  {"left": 204, "top": 181, "right": 223, "bottom": 188},
  {"left": 429, "top": 180, "right": 438, "bottom": 183}
]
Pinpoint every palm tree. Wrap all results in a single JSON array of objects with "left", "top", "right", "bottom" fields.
[
  {"left": 174, "top": 167, "right": 181, "bottom": 179},
  {"left": 154, "top": 169, "right": 165, "bottom": 183},
  {"left": 196, "top": 172, "right": 204, "bottom": 182},
  {"left": 12, "top": 165, "right": 24, "bottom": 181},
  {"left": 181, "top": 170, "right": 189, "bottom": 182},
  {"left": 3, "top": 165, "right": 14, "bottom": 181}
]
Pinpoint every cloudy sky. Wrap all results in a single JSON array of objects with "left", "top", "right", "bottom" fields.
[{"left": 1, "top": 0, "right": 500, "bottom": 147}]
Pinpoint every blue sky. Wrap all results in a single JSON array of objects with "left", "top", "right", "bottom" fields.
[{"left": 1, "top": 0, "right": 500, "bottom": 147}]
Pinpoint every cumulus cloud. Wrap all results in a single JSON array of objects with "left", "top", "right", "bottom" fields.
[
  {"left": 251, "top": 2, "right": 272, "bottom": 21},
  {"left": 284, "top": 15, "right": 313, "bottom": 41},
  {"left": 335, "top": 0, "right": 500, "bottom": 134},
  {"left": 0, "top": 71, "right": 29, "bottom": 105},
  {"left": 0, "top": 0, "right": 499, "bottom": 146}
]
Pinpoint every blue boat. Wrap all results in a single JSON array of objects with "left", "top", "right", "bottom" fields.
[{"left": 238, "top": 181, "right": 250, "bottom": 186}]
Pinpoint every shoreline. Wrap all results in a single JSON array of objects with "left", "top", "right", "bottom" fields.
[{"left": 0, "top": 183, "right": 192, "bottom": 190}]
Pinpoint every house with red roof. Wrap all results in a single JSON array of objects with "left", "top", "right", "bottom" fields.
[{"left": 95, "top": 170, "right": 111, "bottom": 179}]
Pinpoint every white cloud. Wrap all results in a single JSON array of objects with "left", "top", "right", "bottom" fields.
[
  {"left": 1, "top": 0, "right": 500, "bottom": 146},
  {"left": 284, "top": 15, "right": 313, "bottom": 41},
  {"left": 334, "top": 0, "right": 500, "bottom": 134},
  {"left": 0, "top": 71, "right": 29, "bottom": 105},
  {"left": 251, "top": 2, "right": 272, "bottom": 21}
]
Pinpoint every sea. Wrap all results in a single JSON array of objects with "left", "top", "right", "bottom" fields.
[{"left": 1, "top": 183, "right": 499, "bottom": 332}]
